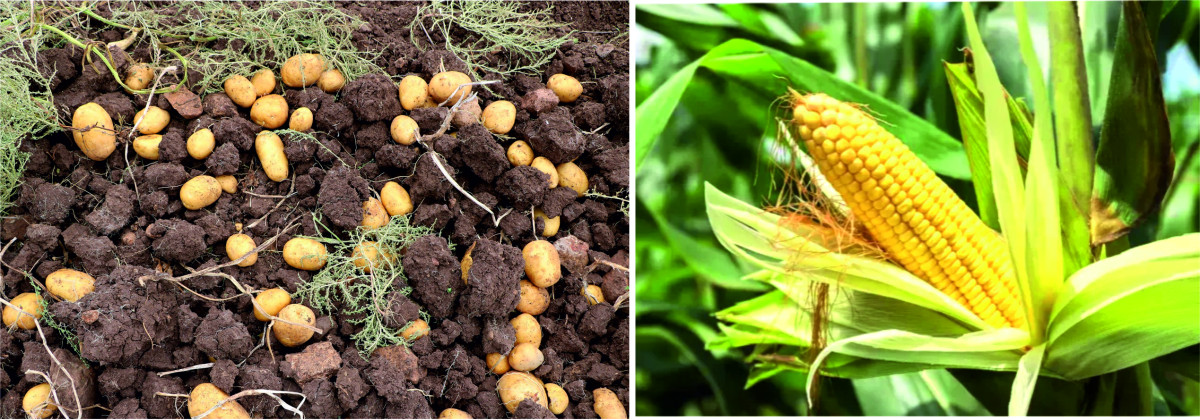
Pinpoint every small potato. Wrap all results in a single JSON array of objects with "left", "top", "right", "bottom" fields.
[
  {"left": 452, "top": 97, "right": 483, "bottom": 128},
  {"left": 399, "top": 75, "right": 429, "bottom": 110},
  {"left": 439, "top": 408, "right": 472, "bottom": 419},
  {"left": 401, "top": 319, "right": 430, "bottom": 341},
  {"left": 516, "top": 280, "right": 549, "bottom": 316},
  {"left": 352, "top": 241, "right": 391, "bottom": 273},
  {"left": 557, "top": 162, "right": 588, "bottom": 196},
  {"left": 318, "top": 69, "right": 345, "bottom": 93},
  {"left": 289, "top": 107, "right": 313, "bottom": 131},
  {"left": 71, "top": 103, "right": 117, "bottom": 161},
  {"left": 582, "top": 284, "right": 605, "bottom": 305},
  {"left": 422, "top": 96, "right": 438, "bottom": 109},
  {"left": 507, "top": 343, "right": 544, "bottom": 372},
  {"left": 273, "top": 304, "right": 316, "bottom": 347},
  {"left": 2, "top": 292, "right": 43, "bottom": 330},
  {"left": 125, "top": 63, "right": 154, "bottom": 92},
  {"left": 281, "top": 53, "right": 325, "bottom": 87},
  {"left": 380, "top": 182, "right": 413, "bottom": 216},
  {"left": 224, "top": 74, "right": 257, "bottom": 108},
  {"left": 497, "top": 372, "right": 548, "bottom": 413},
  {"left": 180, "top": 175, "right": 222, "bottom": 210},
  {"left": 225, "top": 233, "right": 258, "bottom": 267},
  {"left": 132, "top": 134, "right": 163, "bottom": 160},
  {"left": 507, "top": 141, "right": 534, "bottom": 166},
  {"left": 548, "top": 74, "right": 583, "bottom": 103},
  {"left": 461, "top": 241, "right": 476, "bottom": 284},
  {"left": 283, "top": 237, "right": 328, "bottom": 271},
  {"left": 188, "top": 128, "right": 215, "bottom": 159},
  {"left": 188, "top": 383, "right": 250, "bottom": 420},
  {"left": 133, "top": 106, "right": 170, "bottom": 134},
  {"left": 545, "top": 383, "right": 569, "bottom": 415},
  {"left": 428, "top": 71, "right": 472, "bottom": 105},
  {"left": 46, "top": 268, "right": 95, "bottom": 302},
  {"left": 255, "top": 131, "right": 289, "bottom": 182},
  {"left": 215, "top": 175, "right": 237, "bottom": 194},
  {"left": 253, "top": 288, "right": 291, "bottom": 322},
  {"left": 482, "top": 100, "right": 516, "bottom": 134},
  {"left": 511, "top": 313, "right": 542, "bottom": 347},
  {"left": 593, "top": 388, "right": 627, "bottom": 419},
  {"left": 522, "top": 240, "right": 562, "bottom": 288},
  {"left": 486, "top": 352, "right": 510, "bottom": 374},
  {"left": 533, "top": 208, "right": 560, "bottom": 237},
  {"left": 390, "top": 115, "right": 419, "bottom": 145},
  {"left": 531, "top": 157, "right": 559, "bottom": 188},
  {"left": 251, "top": 69, "right": 276, "bottom": 97},
  {"left": 250, "top": 94, "right": 289, "bottom": 129},
  {"left": 362, "top": 198, "right": 388, "bottom": 229},
  {"left": 23, "top": 383, "right": 56, "bottom": 419}
]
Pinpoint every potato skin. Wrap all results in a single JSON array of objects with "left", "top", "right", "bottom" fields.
[
  {"left": 486, "top": 353, "right": 510, "bottom": 374},
  {"left": 132, "top": 134, "right": 163, "bottom": 160},
  {"left": 225, "top": 233, "right": 258, "bottom": 267},
  {"left": 215, "top": 175, "right": 237, "bottom": 194},
  {"left": 288, "top": 107, "right": 313, "bottom": 131},
  {"left": 71, "top": 102, "right": 117, "bottom": 161},
  {"left": 497, "top": 371, "right": 548, "bottom": 413},
  {"left": 506, "top": 342, "right": 544, "bottom": 372},
  {"left": 439, "top": 408, "right": 472, "bottom": 419},
  {"left": 23, "top": 383, "right": 56, "bottom": 419},
  {"left": 481, "top": 100, "right": 516, "bottom": 134},
  {"left": 557, "top": 162, "right": 589, "bottom": 196},
  {"left": 255, "top": 131, "right": 289, "bottom": 182},
  {"left": 593, "top": 388, "right": 627, "bottom": 419},
  {"left": 399, "top": 75, "right": 429, "bottom": 110},
  {"left": 2, "top": 293, "right": 42, "bottom": 330},
  {"left": 511, "top": 313, "right": 542, "bottom": 347},
  {"left": 281, "top": 53, "right": 325, "bottom": 87},
  {"left": 251, "top": 69, "right": 276, "bottom": 97},
  {"left": 548, "top": 74, "right": 583, "bottom": 103},
  {"left": 318, "top": 69, "right": 345, "bottom": 93},
  {"left": 530, "top": 157, "right": 559, "bottom": 188},
  {"left": 507, "top": 141, "right": 534, "bottom": 166},
  {"left": 134, "top": 105, "right": 170, "bottom": 134},
  {"left": 125, "top": 64, "right": 154, "bottom": 91},
  {"left": 352, "top": 241, "right": 392, "bottom": 273},
  {"left": 187, "top": 128, "right": 215, "bottom": 159},
  {"left": 273, "top": 304, "right": 316, "bottom": 347},
  {"left": 516, "top": 280, "right": 549, "bottom": 315},
  {"left": 401, "top": 319, "right": 430, "bottom": 341},
  {"left": 362, "top": 198, "right": 388, "bottom": 229},
  {"left": 451, "top": 97, "right": 483, "bottom": 128},
  {"left": 46, "top": 268, "right": 95, "bottom": 302},
  {"left": 545, "top": 383, "right": 569, "bottom": 415},
  {"left": 390, "top": 115, "right": 420, "bottom": 145},
  {"left": 533, "top": 208, "right": 560, "bottom": 237},
  {"left": 380, "top": 182, "right": 413, "bottom": 216},
  {"left": 224, "top": 74, "right": 257, "bottom": 108},
  {"left": 250, "top": 94, "right": 289, "bottom": 129},
  {"left": 428, "top": 71, "right": 472, "bottom": 104},
  {"left": 522, "top": 240, "right": 562, "bottom": 288},
  {"left": 188, "top": 383, "right": 250, "bottom": 419},
  {"left": 180, "top": 175, "right": 222, "bottom": 210},
  {"left": 583, "top": 284, "right": 605, "bottom": 305},
  {"left": 253, "top": 288, "right": 291, "bottom": 322},
  {"left": 283, "top": 237, "right": 328, "bottom": 271}
]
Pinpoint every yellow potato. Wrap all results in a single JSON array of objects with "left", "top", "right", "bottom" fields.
[
  {"left": 23, "top": 383, "right": 56, "bottom": 419},
  {"left": 362, "top": 198, "right": 388, "bottom": 229},
  {"left": 188, "top": 128, "right": 215, "bottom": 159},
  {"left": 132, "top": 134, "right": 163, "bottom": 160},
  {"left": 511, "top": 313, "right": 542, "bottom": 347},
  {"left": 461, "top": 241, "right": 476, "bottom": 284},
  {"left": 428, "top": 71, "right": 472, "bottom": 105},
  {"left": 507, "top": 343, "right": 544, "bottom": 372},
  {"left": 46, "top": 268, "right": 95, "bottom": 302},
  {"left": 253, "top": 288, "right": 291, "bottom": 322},
  {"left": 481, "top": 100, "right": 516, "bottom": 134},
  {"left": 486, "top": 353, "right": 510, "bottom": 375},
  {"left": 439, "top": 408, "right": 472, "bottom": 419},
  {"left": 281, "top": 53, "right": 325, "bottom": 87},
  {"left": 452, "top": 97, "right": 483, "bottom": 127},
  {"left": 2, "top": 292, "right": 42, "bottom": 330},
  {"left": 593, "top": 388, "right": 627, "bottom": 419},
  {"left": 215, "top": 175, "right": 237, "bottom": 194},
  {"left": 224, "top": 74, "right": 257, "bottom": 108},
  {"left": 250, "top": 94, "right": 289, "bottom": 129},
  {"left": 533, "top": 208, "right": 560, "bottom": 237},
  {"left": 251, "top": 69, "right": 276, "bottom": 97},
  {"left": 399, "top": 75, "right": 429, "bottom": 110},
  {"left": 289, "top": 107, "right": 313, "bottom": 131},
  {"left": 133, "top": 106, "right": 170, "bottom": 135},
  {"left": 283, "top": 237, "right": 328, "bottom": 271},
  {"left": 507, "top": 141, "right": 534, "bottom": 166},
  {"left": 531, "top": 157, "right": 559, "bottom": 188},
  {"left": 522, "top": 240, "right": 562, "bottom": 288},
  {"left": 188, "top": 383, "right": 250, "bottom": 420},
  {"left": 401, "top": 319, "right": 430, "bottom": 341},
  {"left": 352, "top": 241, "right": 391, "bottom": 273},
  {"left": 125, "top": 64, "right": 154, "bottom": 92},
  {"left": 583, "top": 284, "right": 605, "bottom": 305},
  {"left": 516, "top": 280, "right": 549, "bottom": 316},
  {"left": 548, "top": 74, "right": 583, "bottom": 103},
  {"left": 225, "top": 233, "right": 258, "bottom": 267},
  {"left": 273, "top": 304, "right": 316, "bottom": 347},
  {"left": 497, "top": 372, "right": 548, "bottom": 413},
  {"left": 422, "top": 96, "right": 438, "bottom": 109},
  {"left": 545, "top": 383, "right": 569, "bottom": 415},
  {"left": 318, "top": 69, "right": 345, "bottom": 93},
  {"left": 71, "top": 102, "right": 117, "bottom": 161},
  {"left": 557, "top": 162, "right": 588, "bottom": 196},
  {"left": 380, "top": 181, "right": 413, "bottom": 216},
  {"left": 390, "top": 115, "right": 419, "bottom": 145},
  {"left": 255, "top": 131, "right": 289, "bottom": 182},
  {"left": 180, "top": 175, "right": 222, "bottom": 210}
]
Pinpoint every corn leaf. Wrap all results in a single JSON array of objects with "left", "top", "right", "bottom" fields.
[
  {"left": 853, "top": 370, "right": 991, "bottom": 416},
  {"left": 1009, "top": 343, "right": 1047, "bottom": 416}
]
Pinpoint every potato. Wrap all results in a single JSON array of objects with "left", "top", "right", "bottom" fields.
[
  {"left": 188, "top": 383, "right": 250, "bottom": 419},
  {"left": 289, "top": 107, "right": 313, "bottom": 131},
  {"left": 422, "top": 96, "right": 438, "bottom": 109},
  {"left": 250, "top": 94, "right": 289, "bottom": 129},
  {"left": 439, "top": 408, "right": 472, "bottom": 419},
  {"left": 225, "top": 233, "right": 258, "bottom": 267},
  {"left": 401, "top": 319, "right": 430, "bottom": 341},
  {"left": 511, "top": 313, "right": 542, "bottom": 347},
  {"left": 224, "top": 74, "right": 257, "bottom": 108},
  {"left": 390, "top": 115, "right": 420, "bottom": 145},
  {"left": 452, "top": 97, "right": 483, "bottom": 128},
  {"left": 180, "top": 175, "right": 222, "bottom": 210},
  {"left": 255, "top": 131, "right": 289, "bottom": 182},
  {"left": 481, "top": 100, "right": 516, "bottom": 134},
  {"left": 557, "top": 162, "right": 588, "bottom": 196},
  {"left": 533, "top": 208, "right": 560, "bottom": 237},
  {"left": 188, "top": 128, "right": 215, "bottom": 159},
  {"left": 507, "top": 343, "right": 544, "bottom": 372},
  {"left": 593, "top": 388, "right": 627, "bottom": 419},
  {"left": 428, "top": 71, "right": 472, "bottom": 105},
  {"left": 352, "top": 241, "right": 391, "bottom": 273},
  {"left": 46, "top": 268, "right": 95, "bottom": 302},
  {"left": 497, "top": 372, "right": 548, "bottom": 413},
  {"left": 273, "top": 304, "right": 316, "bottom": 347},
  {"left": 516, "top": 280, "right": 549, "bottom": 315},
  {"left": 380, "top": 181, "right": 413, "bottom": 216},
  {"left": 531, "top": 157, "right": 559, "bottom": 188},
  {"left": 318, "top": 69, "right": 345, "bottom": 93},
  {"left": 215, "top": 175, "right": 237, "bottom": 194},
  {"left": 125, "top": 63, "right": 154, "bottom": 92},
  {"left": 251, "top": 69, "right": 276, "bottom": 97},
  {"left": 362, "top": 198, "right": 388, "bottom": 229},
  {"left": 545, "top": 383, "right": 569, "bottom": 415},
  {"left": 461, "top": 241, "right": 476, "bottom": 284},
  {"left": 283, "top": 237, "right": 328, "bottom": 271},
  {"left": 133, "top": 105, "right": 170, "bottom": 134},
  {"left": 2, "top": 292, "right": 42, "bottom": 330},
  {"left": 281, "top": 53, "right": 325, "bottom": 87},
  {"left": 132, "top": 134, "right": 163, "bottom": 160},
  {"left": 71, "top": 102, "right": 117, "bottom": 161},
  {"left": 399, "top": 75, "right": 429, "bottom": 110},
  {"left": 23, "top": 383, "right": 56, "bottom": 419},
  {"left": 522, "top": 240, "right": 562, "bottom": 288},
  {"left": 253, "top": 288, "right": 291, "bottom": 322},
  {"left": 507, "top": 141, "right": 534, "bottom": 166},
  {"left": 548, "top": 74, "right": 583, "bottom": 103},
  {"left": 486, "top": 352, "right": 510, "bottom": 374},
  {"left": 582, "top": 284, "right": 605, "bottom": 305}
]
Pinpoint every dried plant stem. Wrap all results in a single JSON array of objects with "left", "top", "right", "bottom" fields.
[
  {"left": 0, "top": 300, "right": 83, "bottom": 419},
  {"left": 189, "top": 388, "right": 308, "bottom": 419},
  {"left": 157, "top": 363, "right": 214, "bottom": 377}
]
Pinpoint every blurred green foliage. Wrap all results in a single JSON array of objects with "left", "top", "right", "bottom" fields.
[{"left": 635, "top": 2, "right": 1200, "bottom": 416}]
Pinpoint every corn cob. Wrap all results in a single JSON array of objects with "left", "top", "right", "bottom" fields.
[{"left": 791, "top": 92, "right": 1024, "bottom": 329}]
